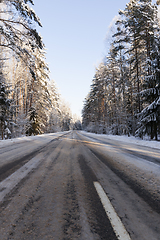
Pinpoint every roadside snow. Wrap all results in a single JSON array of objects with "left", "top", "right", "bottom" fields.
[
  {"left": 80, "top": 131, "right": 160, "bottom": 150},
  {"left": 1, "top": 131, "right": 159, "bottom": 149},
  {"left": 78, "top": 131, "right": 160, "bottom": 201},
  {"left": 0, "top": 131, "right": 70, "bottom": 148}
]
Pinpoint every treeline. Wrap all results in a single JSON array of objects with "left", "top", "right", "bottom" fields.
[
  {"left": 0, "top": 0, "right": 73, "bottom": 140},
  {"left": 82, "top": 0, "right": 160, "bottom": 140}
]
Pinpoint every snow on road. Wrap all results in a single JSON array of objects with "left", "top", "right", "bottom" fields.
[
  {"left": 1, "top": 130, "right": 160, "bottom": 200},
  {"left": 78, "top": 131, "right": 160, "bottom": 204},
  {"left": 0, "top": 131, "right": 71, "bottom": 204},
  {"left": 0, "top": 130, "right": 159, "bottom": 149},
  {"left": 0, "top": 152, "right": 44, "bottom": 203},
  {"left": 0, "top": 131, "right": 70, "bottom": 169}
]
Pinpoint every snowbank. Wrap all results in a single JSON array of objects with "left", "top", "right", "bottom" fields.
[
  {"left": 80, "top": 131, "right": 160, "bottom": 150},
  {"left": 0, "top": 131, "right": 69, "bottom": 148}
]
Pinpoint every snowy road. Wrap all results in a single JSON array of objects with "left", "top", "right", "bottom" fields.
[
  {"left": 0, "top": 132, "right": 69, "bottom": 182},
  {"left": 0, "top": 131, "right": 160, "bottom": 239}
]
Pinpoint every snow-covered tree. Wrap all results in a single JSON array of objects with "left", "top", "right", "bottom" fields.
[
  {"left": 0, "top": 0, "right": 74, "bottom": 139},
  {"left": 59, "top": 100, "right": 72, "bottom": 131},
  {"left": 73, "top": 120, "right": 82, "bottom": 130},
  {"left": 0, "top": 0, "right": 43, "bottom": 62},
  {"left": 82, "top": 0, "right": 160, "bottom": 140},
  {"left": 136, "top": 3, "right": 160, "bottom": 139},
  {"left": 26, "top": 106, "right": 41, "bottom": 136},
  {"left": 47, "top": 79, "right": 61, "bottom": 132},
  {"left": 0, "top": 72, "right": 11, "bottom": 139}
]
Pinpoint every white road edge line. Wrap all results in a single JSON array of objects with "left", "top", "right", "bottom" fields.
[
  {"left": 0, "top": 152, "right": 44, "bottom": 204},
  {"left": 94, "top": 181, "right": 131, "bottom": 240}
]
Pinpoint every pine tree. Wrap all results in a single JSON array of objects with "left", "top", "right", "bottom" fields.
[
  {"left": 112, "top": 0, "right": 158, "bottom": 136},
  {"left": 0, "top": 1, "right": 70, "bottom": 138},
  {"left": 0, "top": 0, "right": 43, "bottom": 57},
  {"left": 59, "top": 101, "right": 72, "bottom": 131},
  {"left": 26, "top": 106, "right": 41, "bottom": 136},
  {"left": 28, "top": 49, "right": 51, "bottom": 133},
  {"left": 0, "top": 73, "right": 11, "bottom": 139},
  {"left": 136, "top": 2, "right": 160, "bottom": 139},
  {"left": 47, "top": 80, "right": 61, "bottom": 132},
  {"left": 82, "top": 0, "right": 160, "bottom": 139}
]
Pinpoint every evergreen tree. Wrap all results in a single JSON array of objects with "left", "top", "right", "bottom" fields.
[
  {"left": 59, "top": 101, "right": 72, "bottom": 131},
  {"left": 82, "top": 0, "right": 160, "bottom": 140},
  {"left": 0, "top": 0, "right": 43, "bottom": 58},
  {"left": 47, "top": 80, "right": 61, "bottom": 132},
  {"left": 0, "top": 75, "right": 11, "bottom": 139},
  {"left": 26, "top": 106, "right": 41, "bottom": 136},
  {"left": 73, "top": 120, "right": 82, "bottom": 130},
  {"left": 136, "top": 3, "right": 160, "bottom": 139}
]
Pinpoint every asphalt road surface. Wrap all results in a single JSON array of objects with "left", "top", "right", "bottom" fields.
[{"left": 0, "top": 131, "right": 160, "bottom": 240}]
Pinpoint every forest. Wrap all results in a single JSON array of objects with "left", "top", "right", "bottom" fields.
[
  {"left": 0, "top": 0, "right": 77, "bottom": 140},
  {"left": 82, "top": 0, "right": 160, "bottom": 141}
]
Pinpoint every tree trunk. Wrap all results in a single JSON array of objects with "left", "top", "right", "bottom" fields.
[{"left": 1, "top": 121, "right": 4, "bottom": 140}]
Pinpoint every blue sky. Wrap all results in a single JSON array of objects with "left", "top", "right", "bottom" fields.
[{"left": 34, "top": 0, "right": 129, "bottom": 118}]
